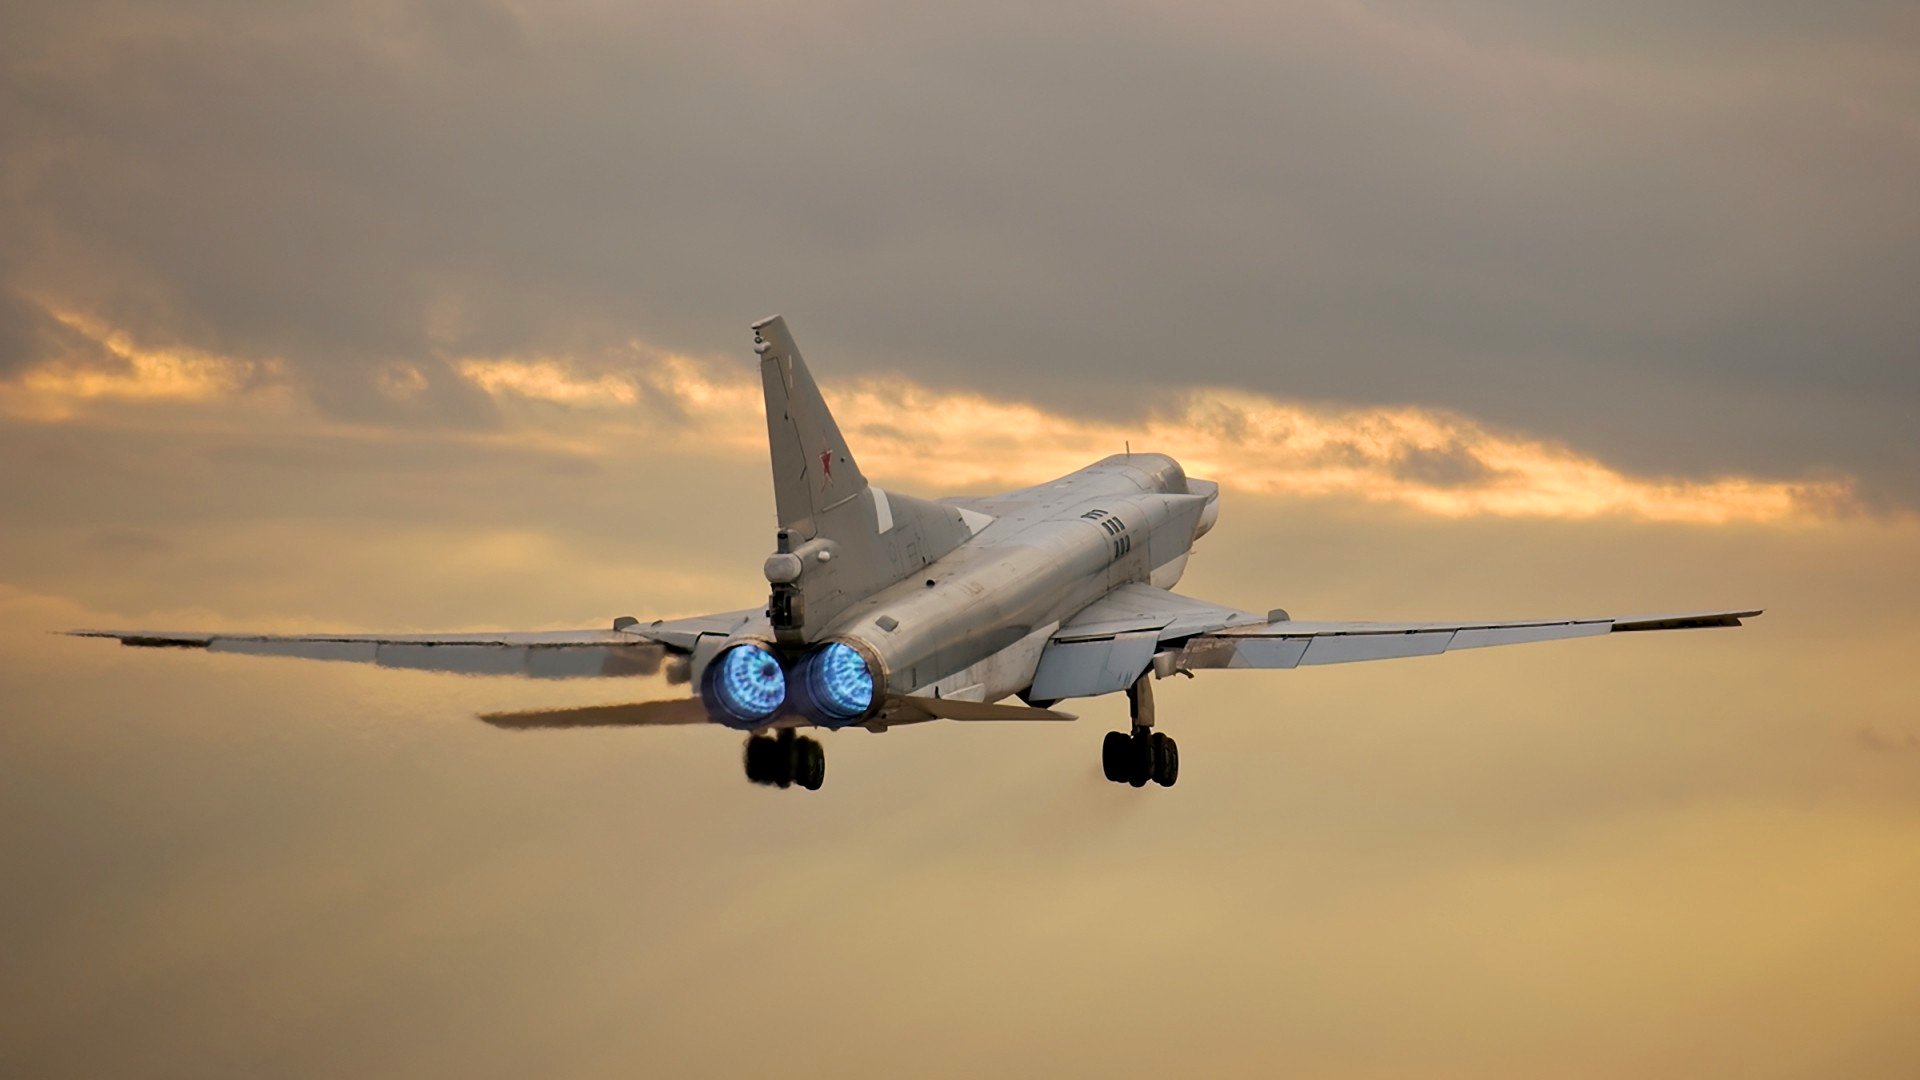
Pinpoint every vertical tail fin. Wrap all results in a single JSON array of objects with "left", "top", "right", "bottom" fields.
[
  {"left": 754, "top": 315, "right": 868, "bottom": 533},
  {"left": 751, "top": 316, "right": 985, "bottom": 644}
]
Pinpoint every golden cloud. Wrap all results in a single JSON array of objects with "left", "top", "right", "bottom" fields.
[
  {"left": 0, "top": 308, "right": 1856, "bottom": 526},
  {"left": 455, "top": 356, "right": 641, "bottom": 407},
  {"left": 462, "top": 355, "right": 1853, "bottom": 526},
  {"left": 0, "top": 308, "right": 285, "bottom": 421}
]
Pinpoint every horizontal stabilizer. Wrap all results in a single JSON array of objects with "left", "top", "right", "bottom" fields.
[{"left": 481, "top": 697, "right": 711, "bottom": 729}]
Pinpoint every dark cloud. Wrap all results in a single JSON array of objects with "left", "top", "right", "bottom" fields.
[
  {"left": 2, "top": 1, "right": 1915, "bottom": 494},
  {"left": 1390, "top": 441, "right": 1498, "bottom": 489},
  {"left": 0, "top": 288, "right": 114, "bottom": 374}
]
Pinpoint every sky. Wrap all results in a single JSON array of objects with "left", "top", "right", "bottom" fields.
[{"left": 2, "top": 2, "right": 1918, "bottom": 1077}]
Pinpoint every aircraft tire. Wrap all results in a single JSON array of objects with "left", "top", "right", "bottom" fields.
[
  {"left": 1128, "top": 731, "right": 1152, "bottom": 787},
  {"left": 796, "top": 737, "right": 826, "bottom": 791},
  {"left": 1101, "top": 731, "right": 1129, "bottom": 782},
  {"left": 743, "top": 734, "right": 776, "bottom": 784},
  {"left": 1152, "top": 733, "right": 1179, "bottom": 788}
]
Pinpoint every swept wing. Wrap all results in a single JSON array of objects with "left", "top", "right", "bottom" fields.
[
  {"left": 66, "top": 609, "right": 762, "bottom": 679},
  {"left": 1030, "top": 583, "right": 1759, "bottom": 699}
]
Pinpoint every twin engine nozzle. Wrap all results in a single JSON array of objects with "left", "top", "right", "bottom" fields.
[{"left": 699, "top": 640, "right": 878, "bottom": 729}]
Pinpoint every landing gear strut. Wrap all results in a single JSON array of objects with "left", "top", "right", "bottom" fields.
[
  {"left": 1101, "top": 675, "right": 1178, "bottom": 787},
  {"left": 744, "top": 728, "right": 825, "bottom": 790}
]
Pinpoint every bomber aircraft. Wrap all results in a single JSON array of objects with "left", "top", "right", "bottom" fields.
[{"left": 75, "top": 316, "right": 1760, "bottom": 790}]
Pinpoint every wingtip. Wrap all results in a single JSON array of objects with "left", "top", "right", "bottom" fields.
[
  {"left": 61, "top": 629, "right": 212, "bottom": 648},
  {"left": 1611, "top": 609, "right": 1766, "bottom": 632}
]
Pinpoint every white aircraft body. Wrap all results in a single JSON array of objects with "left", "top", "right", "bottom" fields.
[{"left": 75, "top": 316, "right": 1761, "bottom": 790}]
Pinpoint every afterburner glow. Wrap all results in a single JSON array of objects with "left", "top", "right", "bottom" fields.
[
  {"left": 702, "top": 643, "right": 786, "bottom": 726},
  {"left": 805, "top": 642, "right": 875, "bottom": 723}
]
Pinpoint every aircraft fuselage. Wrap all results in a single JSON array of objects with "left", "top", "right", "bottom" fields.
[{"left": 721, "top": 453, "right": 1217, "bottom": 726}]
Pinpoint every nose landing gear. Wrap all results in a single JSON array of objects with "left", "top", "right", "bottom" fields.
[
  {"left": 1101, "top": 674, "right": 1178, "bottom": 787},
  {"left": 744, "top": 727, "right": 825, "bottom": 790}
]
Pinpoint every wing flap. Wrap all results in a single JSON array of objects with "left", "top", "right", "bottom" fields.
[
  {"left": 213, "top": 639, "right": 377, "bottom": 663},
  {"left": 1029, "top": 630, "right": 1160, "bottom": 700},
  {"left": 1452, "top": 621, "right": 1611, "bottom": 649},
  {"left": 1053, "top": 583, "right": 1265, "bottom": 642},
  {"left": 1298, "top": 630, "right": 1454, "bottom": 665}
]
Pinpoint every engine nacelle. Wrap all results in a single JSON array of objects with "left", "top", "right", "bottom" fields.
[
  {"left": 699, "top": 641, "right": 788, "bottom": 729},
  {"left": 789, "top": 639, "right": 883, "bottom": 728}
]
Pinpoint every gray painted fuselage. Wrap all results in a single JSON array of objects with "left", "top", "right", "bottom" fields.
[{"left": 714, "top": 453, "right": 1216, "bottom": 718}]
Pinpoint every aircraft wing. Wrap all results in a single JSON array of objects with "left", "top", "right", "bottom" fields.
[
  {"left": 66, "top": 608, "right": 764, "bottom": 679},
  {"left": 1029, "top": 584, "right": 1760, "bottom": 699},
  {"left": 1049, "top": 582, "right": 1271, "bottom": 642},
  {"left": 1172, "top": 609, "right": 1759, "bottom": 670}
]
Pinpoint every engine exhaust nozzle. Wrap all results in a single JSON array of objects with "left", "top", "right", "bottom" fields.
[
  {"left": 791, "top": 641, "right": 879, "bottom": 728},
  {"left": 700, "top": 642, "right": 788, "bottom": 728}
]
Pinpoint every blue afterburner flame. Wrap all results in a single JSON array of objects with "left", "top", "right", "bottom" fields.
[
  {"left": 703, "top": 643, "right": 787, "bottom": 726},
  {"left": 805, "top": 642, "right": 875, "bottom": 723}
]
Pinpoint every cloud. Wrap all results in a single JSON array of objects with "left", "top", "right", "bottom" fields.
[
  {"left": 832, "top": 378, "right": 1858, "bottom": 525},
  {"left": 456, "top": 356, "right": 640, "bottom": 408},
  {"left": 0, "top": 307, "right": 285, "bottom": 420},
  {"left": 6, "top": 306, "right": 1852, "bottom": 526},
  {"left": 1, "top": 0, "right": 1915, "bottom": 501},
  {"left": 431, "top": 342, "right": 1863, "bottom": 526}
]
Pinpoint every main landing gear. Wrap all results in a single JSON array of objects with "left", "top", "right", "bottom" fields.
[
  {"left": 744, "top": 727, "right": 826, "bottom": 790},
  {"left": 1101, "top": 674, "right": 1178, "bottom": 787}
]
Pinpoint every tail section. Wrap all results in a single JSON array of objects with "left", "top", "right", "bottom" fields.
[
  {"left": 752, "top": 316, "right": 985, "bottom": 645},
  {"left": 755, "top": 315, "right": 867, "bottom": 530}
]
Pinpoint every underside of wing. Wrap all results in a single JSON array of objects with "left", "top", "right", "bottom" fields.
[
  {"left": 1029, "top": 585, "right": 1265, "bottom": 700},
  {"left": 1029, "top": 585, "right": 1761, "bottom": 699},
  {"left": 883, "top": 695, "right": 1077, "bottom": 724},
  {"left": 67, "top": 608, "right": 765, "bottom": 679},
  {"left": 1050, "top": 582, "right": 1270, "bottom": 642},
  {"left": 1175, "top": 608, "right": 1763, "bottom": 670}
]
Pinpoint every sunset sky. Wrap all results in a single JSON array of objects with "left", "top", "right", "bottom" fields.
[{"left": 3, "top": 3, "right": 1918, "bottom": 1077}]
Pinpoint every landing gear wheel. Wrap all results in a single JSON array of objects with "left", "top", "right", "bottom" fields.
[
  {"left": 743, "top": 731, "right": 825, "bottom": 790},
  {"left": 1128, "top": 730, "right": 1152, "bottom": 788},
  {"left": 1101, "top": 731, "right": 1129, "bottom": 782},
  {"left": 772, "top": 728, "right": 796, "bottom": 789},
  {"left": 743, "top": 734, "right": 780, "bottom": 785},
  {"left": 795, "top": 736, "right": 826, "bottom": 791},
  {"left": 1100, "top": 727, "right": 1177, "bottom": 789},
  {"left": 1150, "top": 732, "right": 1179, "bottom": 787}
]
